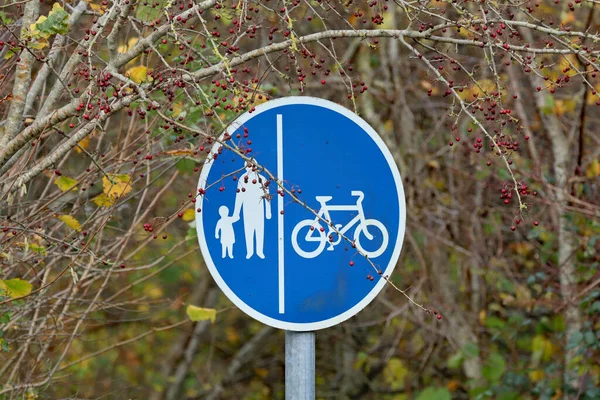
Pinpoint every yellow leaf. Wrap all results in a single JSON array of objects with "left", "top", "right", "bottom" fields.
[
  {"left": 93, "top": 193, "right": 115, "bottom": 207},
  {"left": 87, "top": 2, "right": 106, "bottom": 14},
  {"left": 587, "top": 84, "right": 600, "bottom": 104},
  {"left": 558, "top": 54, "right": 578, "bottom": 77},
  {"left": 182, "top": 209, "right": 195, "bottom": 222},
  {"left": 459, "top": 78, "right": 496, "bottom": 101},
  {"left": 383, "top": 358, "right": 407, "bottom": 390},
  {"left": 553, "top": 99, "right": 576, "bottom": 116},
  {"left": 102, "top": 174, "right": 132, "bottom": 198},
  {"left": 186, "top": 305, "right": 216, "bottom": 322},
  {"left": 172, "top": 102, "right": 183, "bottom": 117},
  {"left": 420, "top": 80, "right": 432, "bottom": 90},
  {"left": 509, "top": 242, "right": 534, "bottom": 256},
  {"left": 254, "top": 368, "right": 269, "bottom": 379},
  {"left": 0, "top": 278, "right": 33, "bottom": 299},
  {"left": 148, "top": 286, "right": 163, "bottom": 299},
  {"left": 529, "top": 370, "right": 545, "bottom": 382},
  {"left": 164, "top": 149, "right": 194, "bottom": 156},
  {"left": 126, "top": 65, "right": 152, "bottom": 84},
  {"left": 118, "top": 37, "right": 138, "bottom": 53},
  {"left": 127, "top": 37, "right": 138, "bottom": 48},
  {"left": 532, "top": 334, "right": 555, "bottom": 362},
  {"left": 446, "top": 379, "right": 461, "bottom": 392},
  {"left": 57, "top": 215, "right": 81, "bottom": 231},
  {"left": 54, "top": 176, "right": 77, "bottom": 192},
  {"left": 75, "top": 137, "right": 90, "bottom": 153},
  {"left": 586, "top": 159, "right": 600, "bottom": 178},
  {"left": 427, "top": 160, "right": 440, "bottom": 169},
  {"left": 479, "top": 309, "right": 486, "bottom": 325},
  {"left": 561, "top": 10, "right": 576, "bottom": 25},
  {"left": 378, "top": 11, "right": 396, "bottom": 30},
  {"left": 226, "top": 326, "right": 240, "bottom": 344},
  {"left": 383, "top": 120, "right": 393, "bottom": 134},
  {"left": 29, "top": 41, "right": 48, "bottom": 50}
]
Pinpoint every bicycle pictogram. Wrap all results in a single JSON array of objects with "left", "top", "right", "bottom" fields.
[{"left": 291, "top": 191, "right": 389, "bottom": 259}]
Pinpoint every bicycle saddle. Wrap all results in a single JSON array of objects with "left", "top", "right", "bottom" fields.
[{"left": 315, "top": 196, "right": 333, "bottom": 202}]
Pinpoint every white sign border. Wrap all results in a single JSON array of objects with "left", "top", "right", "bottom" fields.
[{"left": 195, "top": 96, "right": 406, "bottom": 331}]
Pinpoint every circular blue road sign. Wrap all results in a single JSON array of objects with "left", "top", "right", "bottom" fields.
[{"left": 196, "top": 97, "right": 406, "bottom": 331}]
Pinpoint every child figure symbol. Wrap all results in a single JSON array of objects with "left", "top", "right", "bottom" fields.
[
  {"left": 215, "top": 206, "right": 236, "bottom": 259},
  {"left": 214, "top": 166, "right": 271, "bottom": 259}
]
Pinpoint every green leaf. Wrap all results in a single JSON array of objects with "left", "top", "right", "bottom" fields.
[
  {"left": 584, "top": 331, "right": 596, "bottom": 346},
  {"left": 482, "top": 352, "right": 506, "bottom": 382},
  {"left": 54, "top": 176, "right": 78, "bottom": 192},
  {"left": 0, "top": 279, "right": 33, "bottom": 299},
  {"left": 176, "top": 158, "right": 195, "bottom": 174},
  {"left": 0, "top": 313, "right": 10, "bottom": 324},
  {"left": 186, "top": 305, "right": 216, "bottom": 323},
  {"left": 461, "top": 342, "right": 480, "bottom": 359},
  {"left": 417, "top": 387, "right": 451, "bottom": 400},
  {"left": 0, "top": 11, "right": 14, "bottom": 24},
  {"left": 567, "top": 331, "right": 583, "bottom": 350},
  {"left": 485, "top": 316, "right": 506, "bottom": 330},
  {"left": 541, "top": 94, "right": 555, "bottom": 115},
  {"left": 29, "top": 3, "right": 69, "bottom": 39},
  {"left": 447, "top": 352, "right": 464, "bottom": 369},
  {"left": 497, "top": 389, "right": 521, "bottom": 400},
  {"left": 4, "top": 50, "right": 16, "bottom": 60},
  {"left": 28, "top": 243, "right": 47, "bottom": 255}
]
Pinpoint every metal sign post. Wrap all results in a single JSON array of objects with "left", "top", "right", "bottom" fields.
[{"left": 285, "top": 331, "right": 315, "bottom": 400}]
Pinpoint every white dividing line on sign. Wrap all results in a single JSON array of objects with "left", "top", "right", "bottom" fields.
[{"left": 277, "top": 114, "right": 285, "bottom": 314}]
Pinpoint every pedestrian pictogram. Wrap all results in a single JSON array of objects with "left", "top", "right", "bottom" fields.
[{"left": 196, "top": 97, "right": 406, "bottom": 331}]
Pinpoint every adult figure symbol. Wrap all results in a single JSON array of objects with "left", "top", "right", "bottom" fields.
[{"left": 232, "top": 166, "right": 272, "bottom": 259}]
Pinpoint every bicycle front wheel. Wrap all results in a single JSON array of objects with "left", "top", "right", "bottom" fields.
[{"left": 354, "top": 219, "right": 389, "bottom": 259}]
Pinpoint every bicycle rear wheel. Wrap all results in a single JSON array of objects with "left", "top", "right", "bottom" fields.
[{"left": 291, "top": 220, "right": 327, "bottom": 259}]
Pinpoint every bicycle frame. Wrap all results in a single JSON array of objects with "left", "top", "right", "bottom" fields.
[{"left": 304, "top": 191, "right": 372, "bottom": 245}]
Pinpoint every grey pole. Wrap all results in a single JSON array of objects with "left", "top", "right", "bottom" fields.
[{"left": 285, "top": 331, "right": 315, "bottom": 400}]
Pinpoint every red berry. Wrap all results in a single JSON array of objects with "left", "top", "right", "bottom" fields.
[{"left": 349, "top": 261, "right": 354, "bottom": 266}]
